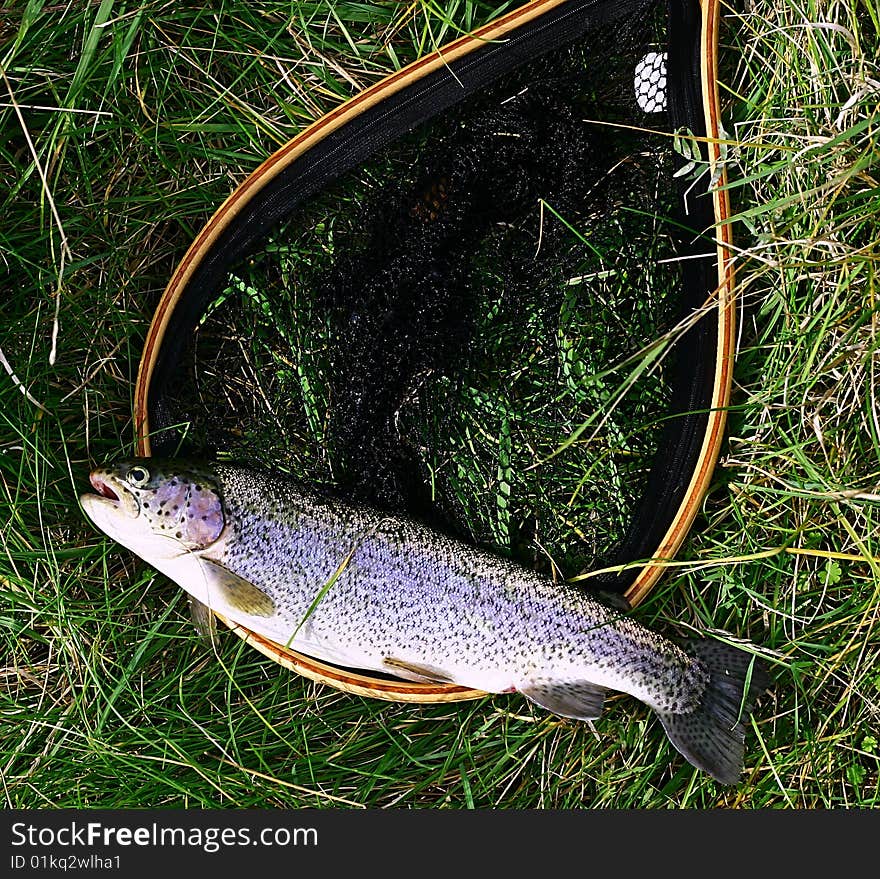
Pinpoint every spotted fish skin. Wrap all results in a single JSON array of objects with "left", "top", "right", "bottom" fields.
[{"left": 80, "top": 458, "right": 770, "bottom": 784}]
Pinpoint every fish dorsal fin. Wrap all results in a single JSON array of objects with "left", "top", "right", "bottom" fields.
[
  {"left": 383, "top": 656, "right": 456, "bottom": 684},
  {"left": 199, "top": 559, "right": 276, "bottom": 618},
  {"left": 520, "top": 680, "right": 607, "bottom": 720}
]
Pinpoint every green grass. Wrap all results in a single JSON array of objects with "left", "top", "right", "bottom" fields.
[{"left": 2, "top": 0, "right": 879, "bottom": 808}]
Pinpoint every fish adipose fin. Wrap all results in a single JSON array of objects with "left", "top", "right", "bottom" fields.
[
  {"left": 382, "top": 657, "right": 456, "bottom": 684},
  {"left": 199, "top": 559, "right": 276, "bottom": 618},
  {"left": 594, "top": 590, "right": 632, "bottom": 613},
  {"left": 656, "top": 638, "right": 772, "bottom": 785},
  {"left": 521, "top": 680, "right": 607, "bottom": 720}
]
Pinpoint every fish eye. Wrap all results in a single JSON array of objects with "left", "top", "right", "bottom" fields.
[{"left": 127, "top": 465, "right": 150, "bottom": 487}]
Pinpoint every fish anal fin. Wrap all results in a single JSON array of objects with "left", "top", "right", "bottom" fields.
[
  {"left": 383, "top": 656, "right": 456, "bottom": 684},
  {"left": 199, "top": 559, "right": 276, "bottom": 618},
  {"left": 520, "top": 680, "right": 607, "bottom": 720}
]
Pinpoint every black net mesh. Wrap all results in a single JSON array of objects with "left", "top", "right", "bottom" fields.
[{"left": 151, "top": 0, "right": 714, "bottom": 586}]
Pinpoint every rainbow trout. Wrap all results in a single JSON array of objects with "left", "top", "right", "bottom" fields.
[{"left": 80, "top": 458, "right": 769, "bottom": 784}]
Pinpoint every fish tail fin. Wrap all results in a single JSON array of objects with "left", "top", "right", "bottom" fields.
[{"left": 655, "top": 638, "right": 771, "bottom": 785}]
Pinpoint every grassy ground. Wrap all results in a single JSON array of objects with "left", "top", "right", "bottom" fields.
[{"left": 2, "top": 0, "right": 879, "bottom": 808}]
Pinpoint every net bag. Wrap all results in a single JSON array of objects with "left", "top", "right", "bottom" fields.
[{"left": 134, "top": 0, "right": 735, "bottom": 701}]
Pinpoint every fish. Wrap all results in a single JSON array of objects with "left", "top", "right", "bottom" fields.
[{"left": 80, "top": 457, "right": 770, "bottom": 784}]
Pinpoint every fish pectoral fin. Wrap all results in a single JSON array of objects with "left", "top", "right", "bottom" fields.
[
  {"left": 189, "top": 595, "right": 218, "bottom": 643},
  {"left": 520, "top": 680, "right": 607, "bottom": 720},
  {"left": 199, "top": 559, "right": 276, "bottom": 618},
  {"left": 382, "top": 657, "right": 456, "bottom": 684}
]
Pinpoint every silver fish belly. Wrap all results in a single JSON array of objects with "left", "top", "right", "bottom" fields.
[{"left": 81, "top": 458, "right": 770, "bottom": 784}]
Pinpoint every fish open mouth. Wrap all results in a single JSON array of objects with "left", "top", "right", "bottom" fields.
[{"left": 89, "top": 473, "right": 120, "bottom": 502}]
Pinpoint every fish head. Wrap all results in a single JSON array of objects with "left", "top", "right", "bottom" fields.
[{"left": 80, "top": 458, "right": 225, "bottom": 560}]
